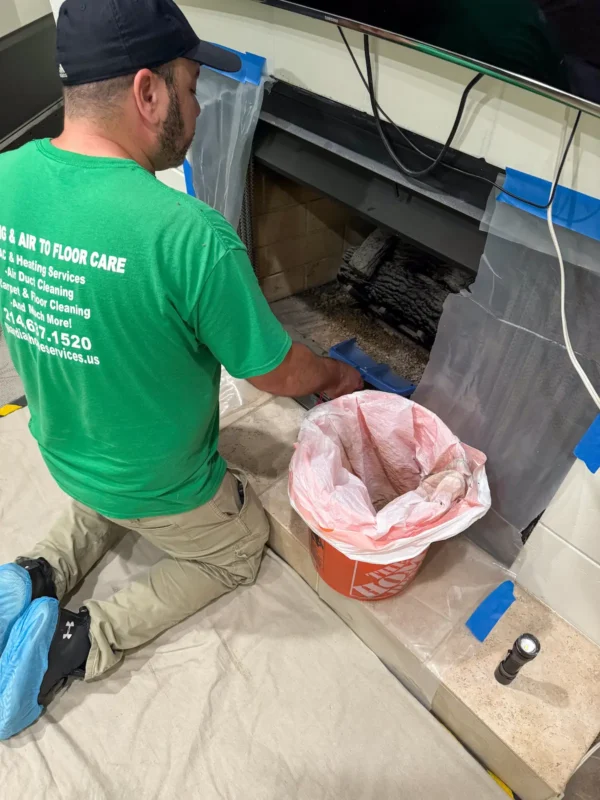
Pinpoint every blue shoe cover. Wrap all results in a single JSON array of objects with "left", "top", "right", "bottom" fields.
[
  {"left": 0, "top": 564, "right": 32, "bottom": 654},
  {"left": 0, "top": 597, "right": 59, "bottom": 740}
]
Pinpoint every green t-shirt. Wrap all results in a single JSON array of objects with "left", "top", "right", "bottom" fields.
[{"left": 0, "top": 139, "right": 291, "bottom": 518}]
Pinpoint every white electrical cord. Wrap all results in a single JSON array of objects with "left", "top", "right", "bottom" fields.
[
  {"left": 546, "top": 116, "right": 600, "bottom": 797},
  {"left": 546, "top": 143, "right": 600, "bottom": 796},
  {"left": 546, "top": 155, "right": 600, "bottom": 411}
]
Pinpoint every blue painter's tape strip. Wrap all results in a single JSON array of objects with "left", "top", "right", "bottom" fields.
[
  {"left": 328, "top": 338, "right": 416, "bottom": 396},
  {"left": 498, "top": 168, "right": 600, "bottom": 243},
  {"left": 183, "top": 159, "right": 195, "bottom": 198},
  {"left": 205, "top": 44, "right": 265, "bottom": 85},
  {"left": 574, "top": 414, "right": 600, "bottom": 473},
  {"left": 466, "top": 581, "right": 515, "bottom": 642}
]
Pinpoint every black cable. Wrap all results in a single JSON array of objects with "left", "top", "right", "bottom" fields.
[
  {"left": 364, "top": 34, "right": 483, "bottom": 178},
  {"left": 447, "top": 109, "right": 582, "bottom": 209},
  {"left": 337, "top": 26, "right": 433, "bottom": 160},
  {"left": 338, "top": 27, "right": 582, "bottom": 209}
]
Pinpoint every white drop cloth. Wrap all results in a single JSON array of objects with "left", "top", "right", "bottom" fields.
[{"left": 0, "top": 409, "right": 506, "bottom": 800}]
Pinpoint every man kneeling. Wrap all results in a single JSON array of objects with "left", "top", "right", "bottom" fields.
[{"left": 0, "top": 0, "right": 361, "bottom": 739}]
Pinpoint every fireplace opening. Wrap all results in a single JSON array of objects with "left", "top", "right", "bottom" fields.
[{"left": 253, "top": 163, "right": 474, "bottom": 395}]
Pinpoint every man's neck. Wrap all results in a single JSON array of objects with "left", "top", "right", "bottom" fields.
[{"left": 51, "top": 121, "right": 155, "bottom": 173}]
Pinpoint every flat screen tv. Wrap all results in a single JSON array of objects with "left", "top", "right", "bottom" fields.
[{"left": 263, "top": 0, "right": 600, "bottom": 116}]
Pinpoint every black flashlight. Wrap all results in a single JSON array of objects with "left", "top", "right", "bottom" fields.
[{"left": 495, "top": 633, "right": 541, "bottom": 685}]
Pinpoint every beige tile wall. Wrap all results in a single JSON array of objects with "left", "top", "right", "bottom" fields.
[
  {"left": 514, "top": 458, "right": 600, "bottom": 646},
  {"left": 253, "top": 164, "right": 374, "bottom": 302}
]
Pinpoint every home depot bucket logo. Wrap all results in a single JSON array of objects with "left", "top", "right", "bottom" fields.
[
  {"left": 309, "top": 533, "right": 427, "bottom": 601},
  {"left": 350, "top": 559, "right": 425, "bottom": 599}
]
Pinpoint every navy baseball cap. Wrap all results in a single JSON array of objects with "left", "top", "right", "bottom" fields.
[{"left": 56, "top": 0, "right": 242, "bottom": 86}]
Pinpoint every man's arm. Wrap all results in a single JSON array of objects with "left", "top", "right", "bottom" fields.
[
  {"left": 191, "top": 244, "right": 362, "bottom": 398},
  {"left": 248, "top": 342, "right": 363, "bottom": 399}
]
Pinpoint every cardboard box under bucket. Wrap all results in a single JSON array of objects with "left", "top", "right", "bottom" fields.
[{"left": 309, "top": 533, "right": 428, "bottom": 600}]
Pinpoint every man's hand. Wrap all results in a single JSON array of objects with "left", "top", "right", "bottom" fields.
[
  {"left": 248, "top": 343, "right": 363, "bottom": 399},
  {"left": 321, "top": 359, "right": 364, "bottom": 399}
]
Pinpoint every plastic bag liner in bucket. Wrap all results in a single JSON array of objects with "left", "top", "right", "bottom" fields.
[{"left": 289, "top": 392, "right": 491, "bottom": 600}]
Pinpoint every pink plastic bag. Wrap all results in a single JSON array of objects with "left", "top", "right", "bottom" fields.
[{"left": 289, "top": 392, "right": 491, "bottom": 565}]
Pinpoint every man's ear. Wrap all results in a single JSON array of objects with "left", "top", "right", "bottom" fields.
[{"left": 132, "top": 69, "right": 164, "bottom": 125}]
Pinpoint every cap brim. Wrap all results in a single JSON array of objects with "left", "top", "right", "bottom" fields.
[{"left": 184, "top": 41, "right": 242, "bottom": 73}]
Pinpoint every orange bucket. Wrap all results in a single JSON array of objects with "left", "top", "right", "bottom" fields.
[{"left": 310, "top": 533, "right": 428, "bottom": 600}]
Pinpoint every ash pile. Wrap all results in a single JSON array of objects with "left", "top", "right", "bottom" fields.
[{"left": 338, "top": 229, "right": 474, "bottom": 349}]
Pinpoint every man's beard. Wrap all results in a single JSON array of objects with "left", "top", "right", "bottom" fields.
[{"left": 157, "top": 88, "right": 194, "bottom": 169}]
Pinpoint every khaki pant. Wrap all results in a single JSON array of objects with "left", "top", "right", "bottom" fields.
[{"left": 19, "top": 470, "right": 270, "bottom": 679}]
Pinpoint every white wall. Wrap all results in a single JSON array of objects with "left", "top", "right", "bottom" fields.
[
  {"left": 156, "top": 166, "right": 187, "bottom": 193},
  {"left": 1, "top": 0, "right": 51, "bottom": 38},
  {"left": 514, "top": 460, "right": 600, "bottom": 646},
  {"left": 177, "top": 0, "right": 600, "bottom": 201},
  {"left": 0, "top": 1, "right": 20, "bottom": 37}
]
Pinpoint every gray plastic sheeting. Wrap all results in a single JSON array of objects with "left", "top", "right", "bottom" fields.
[
  {"left": 414, "top": 191, "right": 600, "bottom": 566},
  {"left": 188, "top": 72, "right": 268, "bottom": 228}
]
